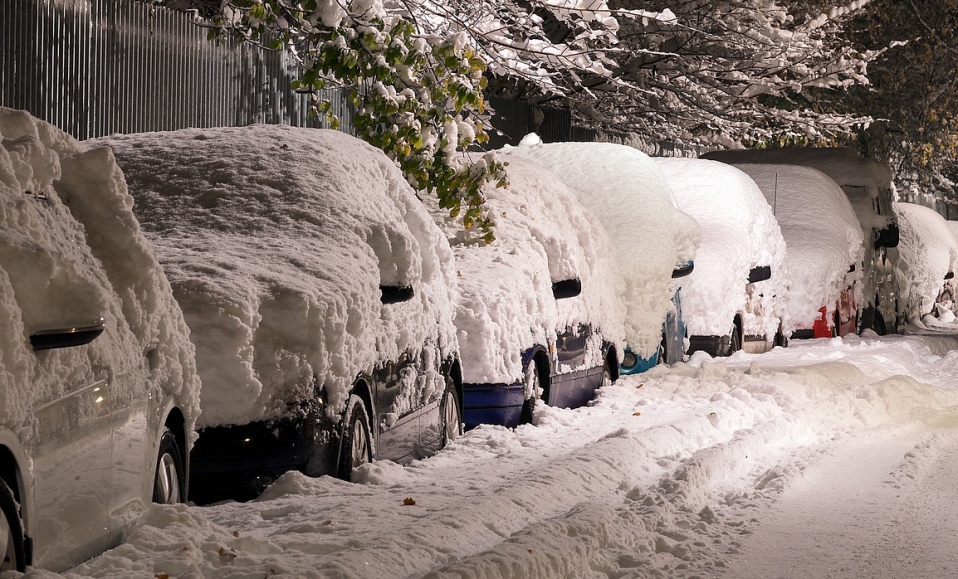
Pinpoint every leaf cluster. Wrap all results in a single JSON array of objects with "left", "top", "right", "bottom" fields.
[{"left": 210, "top": 0, "right": 508, "bottom": 239}]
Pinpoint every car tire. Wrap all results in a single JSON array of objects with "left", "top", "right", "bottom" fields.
[
  {"left": 774, "top": 325, "right": 788, "bottom": 348},
  {"left": 601, "top": 364, "right": 613, "bottom": 388},
  {"left": 518, "top": 361, "right": 540, "bottom": 425},
  {"left": 153, "top": 428, "right": 185, "bottom": 504},
  {"left": 728, "top": 326, "right": 742, "bottom": 354},
  {"left": 0, "top": 478, "right": 26, "bottom": 572},
  {"left": 338, "top": 395, "right": 372, "bottom": 482},
  {"left": 440, "top": 378, "right": 462, "bottom": 447}
]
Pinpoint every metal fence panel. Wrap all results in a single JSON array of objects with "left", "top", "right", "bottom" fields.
[{"left": 1, "top": 0, "right": 353, "bottom": 139}]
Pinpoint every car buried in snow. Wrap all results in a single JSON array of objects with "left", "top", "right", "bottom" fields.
[
  {"left": 653, "top": 158, "right": 789, "bottom": 356},
  {"left": 894, "top": 203, "right": 958, "bottom": 325},
  {"left": 429, "top": 154, "right": 626, "bottom": 429},
  {"left": 702, "top": 147, "right": 900, "bottom": 334},
  {"left": 504, "top": 137, "right": 701, "bottom": 374},
  {"left": 98, "top": 125, "right": 463, "bottom": 504},
  {"left": 723, "top": 163, "right": 864, "bottom": 340},
  {"left": 0, "top": 108, "right": 201, "bottom": 572}
]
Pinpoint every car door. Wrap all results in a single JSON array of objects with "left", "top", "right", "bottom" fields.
[
  {"left": 373, "top": 351, "right": 421, "bottom": 463},
  {"left": 552, "top": 324, "right": 595, "bottom": 408},
  {"left": 30, "top": 344, "right": 116, "bottom": 570}
]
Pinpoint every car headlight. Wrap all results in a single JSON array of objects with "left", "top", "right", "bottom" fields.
[{"left": 621, "top": 351, "right": 637, "bottom": 369}]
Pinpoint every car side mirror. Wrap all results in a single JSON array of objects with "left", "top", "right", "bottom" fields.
[
  {"left": 748, "top": 265, "right": 772, "bottom": 284},
  {"left": 672, "top": 261, "right": 694, "bottom": 279},
  {"left": 380, "top": 285, "right": 415, "bottom": 304},
  {"left": 552, "top": 278, "right": 582, "bottom": 300},
  {"left": 30, "top": 318, "right": 105, "bottom": 351},
  {"left": 874, "top": 223, "right": 900, "bottom": 249},
  {"left": 946, "top": 272, "right": 955, "bottom": 280}
]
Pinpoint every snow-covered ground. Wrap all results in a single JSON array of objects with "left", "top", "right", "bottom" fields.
[{"left": 17, "top": 329, "right": 958, "bottom": 579}]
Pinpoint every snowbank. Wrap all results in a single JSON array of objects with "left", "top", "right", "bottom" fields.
[
  {"left": 654, "top": 158, "right": 789, "bottom": 341},
  {"left": 0, "top": 107, "right": 200, "bottom": 437},
  {"left": 430, "top": 154, "right": 626, "bottom": 384},
  {"left": 502, "top": 137, "right": 701, "bottom": 359},
  {"left": 732, "top": 164, "right": 864, "bottom": 332},
  {"left": 895, "top": 203, "right": 958, "bottom": 321},
  {"left": 96, "top": 125, "right": 458, "bottom": 428},
  {"left": 57, "top": 333, "right": 958, "bottom": 579}
]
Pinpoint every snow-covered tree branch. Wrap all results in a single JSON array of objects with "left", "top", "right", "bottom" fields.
[{"left": 207, "top": 0, "right": 507, "bottom": 240}]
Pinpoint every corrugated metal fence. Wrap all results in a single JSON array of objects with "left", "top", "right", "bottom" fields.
[{"left": 1, "top": 0, "right": 353, "bottom": 139}]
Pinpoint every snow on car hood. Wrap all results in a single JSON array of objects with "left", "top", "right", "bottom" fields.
[
  {"left": 732, "top": 164, "right": 864, "bottom": 332},
  {"left": 654, "top": 158, "right": 789, "bottom": 339},
  {"left": 96, "top": 125, "right": 459, "bottom": 428},
  {"left": 895, "top": 203, "right": 958, "bottom": 321},
  {"left": 430, "top": 155, "right": 626, "bottom": 384},
  {"left": 502, "top": 137, "right": 701, "bottom": 359},
  {"left": 0, "top": 107, "right": 200, "bottom": 435}
]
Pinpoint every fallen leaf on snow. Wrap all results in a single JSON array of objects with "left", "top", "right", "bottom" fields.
[{"left": 403, "top": 497, "right": 416, "bottom": 506}]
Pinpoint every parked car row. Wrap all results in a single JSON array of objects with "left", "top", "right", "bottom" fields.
[{"left": 8, "top": 106, "right": 957, "bottom": 572}]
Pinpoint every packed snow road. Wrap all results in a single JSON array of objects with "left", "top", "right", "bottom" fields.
[{"left": 25, "top": 332, "right": 958, "bottom": 579}]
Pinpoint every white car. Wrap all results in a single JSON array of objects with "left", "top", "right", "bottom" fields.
[
  {"left": 895, "top": 203, "right": 958, "bottom": 323},
  {"left": 730, "top": 164, "right": 864, "bottom": 339},
  {"left": 99, "top": 125, "right": 462, "bottom": 503},
  {"left": 654, "top": 158, "right": 789, "bottom": 355},
  {"left": 0, "top": 108, "right": 201, "bottom": 572},
  {"left": 702, "top": 147, "right": 899, "bottom": 334},
  {"left": 431, "top": 155, "right": 626, "bottom": 428},
  {"left": 504, "top": 137, "right": 700, "bottom": 373}
]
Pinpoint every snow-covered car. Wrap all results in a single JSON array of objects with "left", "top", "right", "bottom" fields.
[
  {"left": 654, "top": 158, "right": 789, "bottom": 356},
  {"left": 98, "top": 125, "right": 462, "bottom": 503},
  {"left": 431, "top": 155, "right": 626, "bottom": 429},
  {"left": 702, "top": 147, "right": 899, "bottom": 334},
  {"left": 0, "top": 108, "right": 201, "bottom": 572},
  {"left": 729, "top": 164, "right": 864, "bottom": 339},
  {"left": 894, "top": 203, "right": 958, "bottom": 323},
  {"left": 504, "top": 137, "right": 700, "bottom": 374}
]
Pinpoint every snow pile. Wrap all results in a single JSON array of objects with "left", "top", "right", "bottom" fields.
[
  {"left": 51, "top": 333, "right": 958, "bottom": 579},
  {"left": 0, "top": 107, "right": 200, "bottom": 436},
  {"left": 96, "top": 126, "right": 458, "bottom": 428},
  {"left": 432, "top": 155, "right": 626, "bottom": 384},
  {"left": 502, "top": 136, "right": 701, "bottom": 359},
  {"left": 731, "top": 164, "right": 864, "bottom": 332},
  {"left": 654, "top": 158, "right": 789, "bottom": 341},
  {"left": 894, "top": 203, "right": 958, "bottom": 321}
]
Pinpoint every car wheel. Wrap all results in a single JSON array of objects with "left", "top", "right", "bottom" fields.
[
  {"left": 153, "top": 428, "right": 185, "bottom": 504},
  {"left": 518, "top": 361, "right": 540, "bottom": 425},
  {"left": 0, "top": 479, "right": 26, "bottom": 572},
  {"left": 728, "top": 326, "right": 742, "bottom": 354},
  {"left": 338, "top": 395, "right": 372, "bottom": 482},
  {"left": 774, "top": 325, "right": 788, "bottom": 348},
  {"left": 601, "top": 364, "right": 613, "bottom": 388},
  {"left": 440, "top": 378, "right": 462, "bottom": 447}
]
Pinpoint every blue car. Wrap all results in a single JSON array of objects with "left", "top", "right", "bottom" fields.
[{"left": 435, "top": 155, "right": 627, "bottom": 429}]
